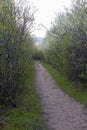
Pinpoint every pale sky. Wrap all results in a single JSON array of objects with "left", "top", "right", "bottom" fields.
[
  {"left": 30, "top": 0, "right": 71, "bottom": 37},
  {"left": 15, "top": 0, "right": 71, "bottom": 37}
]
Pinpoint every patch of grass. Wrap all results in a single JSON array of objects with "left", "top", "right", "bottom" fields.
[
  {"left": 42, "top": 62, "right": 87, "bottom": 106},
  {"left": 3, "top": 63, "right": 47, "bottom": 130}
]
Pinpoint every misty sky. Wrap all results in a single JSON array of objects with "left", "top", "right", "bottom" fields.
[
  {"left": 31, "top": 0, "right": 71, "bottom": 37},
  {"left": 15, "top": 0, "right": 71, "bottom": 37}
]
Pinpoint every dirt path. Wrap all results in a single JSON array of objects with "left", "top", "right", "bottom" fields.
[{"left": 35, "top": 62, "right": 87, "bottom": 130}]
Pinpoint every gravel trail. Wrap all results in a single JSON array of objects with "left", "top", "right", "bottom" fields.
[{"left": 35, "top": 62, "right": 87, "bottom": 130}]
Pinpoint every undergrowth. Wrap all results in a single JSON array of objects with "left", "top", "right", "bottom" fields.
[
  {"left": 42, "top": 62, "right": 87, "bottom": 107},
  {"left": 2, "top": 63, "right": 47, "bottom": 130}
]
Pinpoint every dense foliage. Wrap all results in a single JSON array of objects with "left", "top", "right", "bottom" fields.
[
  {"left": 41, "top": 0, "right": 87, "bottom": 90},
  {"left": 0, "top": 0, "right": 35, "bottom": 106}
]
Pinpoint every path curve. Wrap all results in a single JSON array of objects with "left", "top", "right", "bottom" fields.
[{"left": 35, "top": 62, "right": 87, "bottom": 130}]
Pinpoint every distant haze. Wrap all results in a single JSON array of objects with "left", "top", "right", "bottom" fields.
[{"left": 33, "top": 37, "right": 44, "bottom": 45}]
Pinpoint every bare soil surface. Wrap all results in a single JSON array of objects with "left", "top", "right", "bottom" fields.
[{"left": 35, "top": 62, "right": 87, "bottom": 130}]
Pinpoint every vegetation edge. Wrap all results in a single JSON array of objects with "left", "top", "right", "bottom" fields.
[{"left": 42, "top": 62, "right": 87, "bottom": 107}]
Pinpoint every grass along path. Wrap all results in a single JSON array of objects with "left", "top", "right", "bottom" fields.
[
  {"left": 42, "top": 62, "right": 87, "bottom": 107},
  {"left": 3, "top": 64, "right": 47, "bottom": 130}
]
